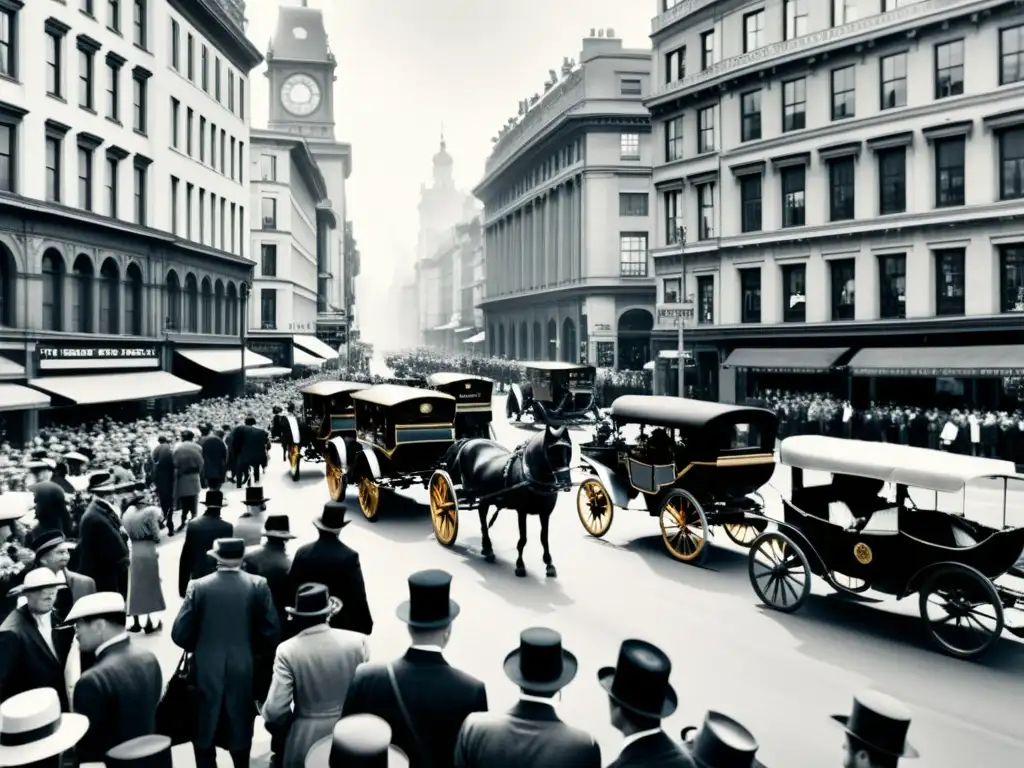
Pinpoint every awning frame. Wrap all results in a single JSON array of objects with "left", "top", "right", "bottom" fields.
[
  {"left": 721, "top": 347, "right": 849, "bottom": 374},
  {"left": 176, "top": 348, "right": 273, "bottom": 373},
  {"left": 28, "top": 371, "right": 201, "bottom": 405},
  {"left": 0, "top": 383, "right": 51, "bottom": 411},
  {"left": 848, "top": 345, "right": 1024, "bottom": 377}
]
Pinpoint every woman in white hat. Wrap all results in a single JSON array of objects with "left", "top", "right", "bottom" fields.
[{"left": 0, "top": 687, "right": 88, "bottom": 767}]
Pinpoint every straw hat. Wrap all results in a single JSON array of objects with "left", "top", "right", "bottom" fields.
[{"left": 0, "top": 688, "right": 89, "bottom": 766}]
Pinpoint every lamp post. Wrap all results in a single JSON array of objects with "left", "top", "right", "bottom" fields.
[
  {"left": 239, "top": 282, "right": 250, "bottom": 396},
  {"left": 675, "top": 225, "right": 688, "bottom": 398}
]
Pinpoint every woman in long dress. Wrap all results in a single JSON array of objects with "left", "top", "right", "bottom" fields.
[{"left": 121, "top": 504, "right": 165, "bottom": 633}]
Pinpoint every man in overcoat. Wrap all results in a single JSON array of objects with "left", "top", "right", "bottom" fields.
[
  {"left": 199, "top": 423, "right": 228, "bottom": 490},
  {"left": 27, "top": 460, "right": 72, "bottom": 538},
  {"left": 177, "top": 490, "right": 233, "bottom": 598},
  {"left": 288, "top": 503, "right": 372, "bottom": 635},
  {"left": 342, "top": 569, "right": 487, "bottom": 768},
  {"left": 77, "top": 477, "right": 131, "bottom": 597},
  {"left": 171, "top": 538, "right": 280, "bottom": 768},
  {"left": 149, "top": 436, "right": 176, "bottom": 533},
  {"left": 31, "top": 530, "right": 95, "bottom": 623},
  {"left": 235, "top": 415, "right": 270, "bottom": 487},
  {"left": 0, "top": 567, "right": 75, "bottom": 710},
  {"left": 66, "top": 591, "right": 163, "bottom": 762},
  {"left": 173, "top": 430, "right": 205, "bottom": 531}
]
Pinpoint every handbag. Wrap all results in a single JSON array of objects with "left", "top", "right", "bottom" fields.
[
  {"left": 386, "top": 662, "right": 431, "bottom": 768},
  {"left": 156, "top": 651, "right": 197, "bottom": 746}
]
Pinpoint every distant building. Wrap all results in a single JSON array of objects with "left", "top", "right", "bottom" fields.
[{"left": 474, "top": 31, "right": 655, "bottom": 369}]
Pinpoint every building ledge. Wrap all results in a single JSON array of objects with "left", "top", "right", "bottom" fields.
[{"left": 167, "top": 0, "right": 262, "bottom": 72}]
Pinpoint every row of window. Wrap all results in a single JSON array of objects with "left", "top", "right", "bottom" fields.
[
  {"left": 489, "top": 138, "right": 583, "bottom": 210},
  {"left": 75, "top": 0, "right": 147, "bottom": 47},
  {"left": 169, "top": 16, "right": 245, "bottom": 120},
  {"left": 168, "top": 176, "right": 245, "bottom": 256},
  {"left": 169, "top": 97, "right": 245, "bottom": 184}
]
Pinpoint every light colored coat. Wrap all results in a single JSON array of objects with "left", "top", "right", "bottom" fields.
[
  {"left": 262, "top": 623, "right": 370, "bottom": 768},
  {"left": 172, "top": 441, "right": 204, "bottom": 500}
]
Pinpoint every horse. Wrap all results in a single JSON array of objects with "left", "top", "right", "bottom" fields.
[{"left": 440, "top": 424, "right": 573, "bottom": 578}]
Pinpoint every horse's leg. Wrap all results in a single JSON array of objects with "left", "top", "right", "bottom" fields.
[
  {"left": 540, "top": 510, "right": 557, "bottom": 578},
  {"left": 515, "top": 509, "right": 528, "bottom": 577},
  {"left": 479, "top": 504, "right": 495, "bottom": 562}
]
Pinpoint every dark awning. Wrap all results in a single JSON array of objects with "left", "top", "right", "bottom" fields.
[
  {"left": 722, "top": 347, "right": 849, "bottom": 373},
  {"left": 849, "top": 345, "right": 1024, "bottom": 377}
]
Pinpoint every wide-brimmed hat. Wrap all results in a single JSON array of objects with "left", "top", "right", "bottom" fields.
[
  {"left": 286, "top": 583, "right": 333, "bottom": 618},
  {"left": 30, "top": 530, "right": 69, "bottom": 557},
  {"left": 63, "top": 452, "right": 89, "bottom": 464},
  {"left": 831, "top": 690, "right": 918, "bottom": 758},
  {"left": 86, "top": 472, "right": 114, "bottom": 494},
  {"left": 503, "top": 627, "right": 577, "bottom": 694},
  {"left": 0, "top": 687, "right": 89, "bottom": 766},
  {"left": 64, "top": 591, "right": 126, "bottom": 624},
  {"left": 0, "top": 491, "right": 34, "bottom": 522},
  {"left": 313, "top": 501, "right": 349, "bottom": 533},
  {"left": 207, "top": 538, "right": 245, "bottom": 565},
  {"left": 103, "top": 734, "right": 172, "bottom": 768},
  {"left": 305, "top": 714, "right": 408, "bottom": 768},
  {"left": 263, "top": 514, "right": 296, "bottom": 539},
  {"left": 396, "top": 569, "right": 460, "bottom": 629},
  {"left": 244, "top": 486, "right": 269, "bottom": 506},
  {"left": 681, "top": 712, "right": 767, "bottom": 768},
  {"left": 201, "top": 490, "right": 228, "bottom": 508},
  {"left": 598, "top": 639, "right": 677, "bottom": 719},
  {"left": 9, "top": 567, "right": 66, "bottom": 596}
]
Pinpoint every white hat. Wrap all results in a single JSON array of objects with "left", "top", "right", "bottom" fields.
[
  {"left": 0, "top": 688, "right": 89, "bottom": 766},
  {"left": 64, "top": 592, "right": 126, "bottom": 623},
  {"left": 0, "top": 492, "right": 33, "bottom": 523},
  {"left": 9, "top": 568, "right": 66, "bottom": 596}
]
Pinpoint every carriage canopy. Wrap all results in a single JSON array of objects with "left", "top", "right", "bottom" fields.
[
  {"left": 300, "top": 380, "right": 370, "bottom": 397},
  {"left": 352, "top": 385, "right": 457, "bottom": 457},
  {"left": 426, "top": 373, "right": 494, "bottom": 412},
  {"left": 610, "top": 396, "right": 777, "bottom": 434}
]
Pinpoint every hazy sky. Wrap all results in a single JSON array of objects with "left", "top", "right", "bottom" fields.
[{"left": 245, "top": 0, "right": 651, "bottom": 296}]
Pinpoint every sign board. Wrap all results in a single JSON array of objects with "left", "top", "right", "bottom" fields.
[
  {"left": 656, "top": 303, "right": 697, "bottom": 328},
  {"left": 247, "top": 339, "right": 291, "bottom": 368},
  {"left": 854, "top": 367, "right": 1021, "bottom": 378},
  {"left": 37, "top": 344, "right": 160, "bottom": 372}
]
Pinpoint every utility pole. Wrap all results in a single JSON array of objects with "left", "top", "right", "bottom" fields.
[
  {"left": 675, "top": 225, "right": 690, "bottom": 398},
  {"left": 239, "top": 282, "right": 250, "bottom": 396}
]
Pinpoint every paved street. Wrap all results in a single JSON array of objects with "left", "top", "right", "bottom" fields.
[{"left": 138, "top": 402, "right": 1024, "bottom": 767}]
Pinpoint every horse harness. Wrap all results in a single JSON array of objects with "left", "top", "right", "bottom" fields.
[{"left": 450, "top": 438, "right": 565, "bottom": 502}]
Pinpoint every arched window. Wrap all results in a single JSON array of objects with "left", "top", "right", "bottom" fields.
[
  {"left": 532, "top": 321, "right": 542, "bottom": 359},
  {"left": 98, "top": 258, "right": 119, "bottom": 334},
  {"left": 225, "top": 283, "right": 238, "bottom": 337},
  {"left": 214, "top": 280, "right": 224, "bottom": 334},
  {"left": 0, "top": 245, "right": 15, "bottom": 327},
  {"left": 547, "top": 319, "right": 557, "bottom": 361},
  {"left": 125, "top": 263, "right": 143, "bottom": 336},
  {"left": 497, "top": 324, "right": 506, "bottom": 357},
  {"left": 561, "top": 318, "right": 577, "bottom": 363},
  {"left": 184, "top": 274, "right": 199, "bottom": 333},
  {"left": 200, "top": 278, "right": 213, "bottom": 334},
  {"left": 71, "top": 255, "right": 94, "bottom": 333},
  {"left": 165, "top": 271, "right": 181, "bottom": 330},
  {"left": 41, "top": 250, "right": 64, "bottom": 331}
]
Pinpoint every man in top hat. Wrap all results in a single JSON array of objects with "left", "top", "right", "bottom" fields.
[
  {"left": 199, "top": 423, "right": 228, "bottom": 492},
  {"left": 76, "top": 474, "right": 131, "bottom": 598},
  {"left": 172, "top": 429, "right": 204, "bottom": 532},
  {"left": 834, "top": 690, "right": 918, "bottom": 767},
  {"left": 233, "top": 415, "right": 271, "bottom": 488},
  {"left": 454, "top": 627, "right": 599, "bottom": 768},
  {"left": 270, "top": 405, "right": 288, "bottom": 461},
  {"left": 263, "top": 583, "right": 371, "bottom": 768},
  {"left": 342, "top": 569, "right": 487, "bottom": 768},
  {"left": 243, "top": 514, "right": 297, "bottom": 636},
  {"left": 172, "top": 538, "right": 280, "bottom": 768},
  {"left": 103, "top": 734, "right": 173, "bottom": 768},
  {"left": 680, "top": 712, "right": 765, "bottom": 768},
  {"left": 31, "top": 530, "right": 95, "bottom": 624},
  {"left": 600, "top": 639, "right": 695, "bottom": 767},
  {"left": 0, "top": 568, "right": 75, "bottom": 710},
  {"left": 27, "top": 458, "right": 72, "bottom": 538},
  {"left": 289, "top": 503, "right": 372, "bottom": 636},
  {"left": 148, "top": 436, "right": 176, "bottom": 534},
  {"left": 177, "top": 489, "right": 234, "bottom": 598},
  {"left": 235, "top": 486, "right": 270, "bottom": 547},
  {"left": 0, "top": 687, "right": 89, "bottom": 768},
  {"left": 304, "top": 714, "right": 408, "bottom": 768},
  {"left": 65, "top": 592, "right": 163, "bottom": 763}
]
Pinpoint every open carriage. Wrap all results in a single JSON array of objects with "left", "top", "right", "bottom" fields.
[
  {"left": 749, "top": 435, "right": 1024, "bottom": 659},
  {"left": 506, "top": 362, "right": 599, "bottom": 426},
  {"left": 426, "top": 372, "right": 496, "bottom": 439},
  {"left": 290, "top": 380, "right": 369, "bottom": 500},
  {"left": 576, "top": 396, "right": 778, "bottom": 564}
]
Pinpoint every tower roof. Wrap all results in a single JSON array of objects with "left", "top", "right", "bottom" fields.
[
  {"left": 269, "top": 4, "right": 332, "bottom": 63},
  {"left": 433, "top": 138, "right": 452, "bottom": 168}
]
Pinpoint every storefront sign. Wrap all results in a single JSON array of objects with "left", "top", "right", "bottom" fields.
[
  {"left": 854, "top": 367, "right": 1020, "bottom": 377},
  {"left": 657, "top": 303, "right": 696, "bottom": 329},
  {"left": 247, "top": 340, "right": 291, "bottom": 368},
  {"left": 734, "top": 366, "right": 830, "bottom": 374},
  {"left": 37, "top": 344, "right": 159, "bottom": 371}
]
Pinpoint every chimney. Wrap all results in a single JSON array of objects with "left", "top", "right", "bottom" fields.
[{"left": 581, "top": 26, "right": 622, "bottom": 62}]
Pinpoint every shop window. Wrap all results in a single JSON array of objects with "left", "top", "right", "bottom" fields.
[
  {"left": 934, "top": 249, "right": 965, "bottom": 316},
  {"left": 782, "top": 264, "right": 806, "bottom": 323},
  {"left": 697, "top": 275, "right": 714, "bottom": 324},
  {"left": 999, "top": 245, "right": 1024, "bottom": 313},
  {"left": 740, "top": 268, "right": 761, "bottom": 324},
  {"left": 830, "top": 259, "right": 855, "bottom": 320},
  {"left": 878, "top": 254, "right": 906, "bottom": 319}
]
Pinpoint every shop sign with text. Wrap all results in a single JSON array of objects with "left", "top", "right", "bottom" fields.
[
  {"left": 855, "top": 367, "right": 1020, "bottom": 378},
  {"left": 37, "top": 344, "right": 160, "bottom": 371}
]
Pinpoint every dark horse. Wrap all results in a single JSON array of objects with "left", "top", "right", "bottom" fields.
[{"left": 441, "top": 425, "right": 573, "bottom": 578}]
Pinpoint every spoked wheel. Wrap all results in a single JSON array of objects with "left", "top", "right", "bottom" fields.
[
  {"left": 748, "top": 531, "right": 811, "bottom": 613},
  {"left": 659, "top": 489, "right": 709, "bottom": 565},
  {"left": 576, "top": 478, "right": 613, "bottom": 538},
  {"left": 357, "top": 476, "right": 380, "bottom": 521},
  {"left": 919, "top": 565, "right": 1005, "bottom": 660},
  {"left": 831, "top": 572, "right": 870, "bottom": 593},
  {"left": 429, "top": 471, "right": 459, "bottom": 547},
  {"left": 288, "top": 445, "right": 301, "bottom": 482},
  {"left": 325, "top": 461, "right": 346, "bottom": 502},
  {"left": 723, "top": 518, "right": 768, "bottom": 547}
]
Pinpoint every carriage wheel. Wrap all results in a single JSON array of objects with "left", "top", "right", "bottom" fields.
[
  {"left": 659, "top": 489, "right": 709, "bottom": 565},
  {"left": 748, "top": 531, "right": 811, "bottom": 613},
  {"left": 919, "top": 565, "right": 1005, "bottom": 660},
  {"left": 830, "top": 572, "right": 870, "bottom": 593},
  {"left": 576, "top": 478, "right": 613, "bottom": 538},
  {"left": 723, "top": 518, "right": 768, "bottom": 547},
  {"left": 325, "top": 460, "right": 346, "bottom": 502},
  {"left": 429, "top": 471, "right": 459, "bottom": 548},
  {"left": 357, "top": 477, "right": 380, "bottom": 521},
  {"left": 288, "top": 445, "right": 301, "bottom": 482}
]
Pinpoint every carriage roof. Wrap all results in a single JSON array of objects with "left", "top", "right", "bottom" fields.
[
  {"left": 350, "top": 384, "right": 456, "bottom": 408},
  {"left": 521, "top": 361, "right": 594, "bottom": 372},
  {"left": 779, "top": 435, "right": 1018, "bottom": 493},
  {"left": 300, "top": 380, "right": 370, "bottom": 397},
  {"left": 610, "top": 395, "right": 777, "bottom": 431},
  {"left": 426, "top": 372, "right": 494, "bottom": 387}
]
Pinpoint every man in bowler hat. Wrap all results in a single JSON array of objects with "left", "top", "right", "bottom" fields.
[
  {"left": 177, "top": 489, "right": 234, "bottom": 598},
  {"left": 680, "top": 711, "right": 765, "bottom": 768},
  {"left": 454, "top": 627, "right": 599, "bottom": 767},
  {"left": 834, "top": 690, "right": 918, "bottom": 767},
  {"left": 342, "top": 569, "right": 488, "bottom": 768},
  {"left": 600, "top": 639, "right": 695, "bottom": 767},
  {"left": 304, "top": 714, "right": 408, "bottom": 768}
]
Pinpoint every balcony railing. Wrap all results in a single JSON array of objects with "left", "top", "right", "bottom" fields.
[{"left": 620, "top": 262, "right": 649, "bottom": 278}]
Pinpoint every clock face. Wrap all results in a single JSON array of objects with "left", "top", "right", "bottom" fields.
[{"left": 281, "top": 74, "right": 321, "bottom": 117}]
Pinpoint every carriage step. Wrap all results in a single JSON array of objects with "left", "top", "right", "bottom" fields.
[
  {"left": 828, "top": 592, "right": 883, "bottom": 604},
  {"left": 1006, "top": 624, "right": 1024, "bottom": 639}
]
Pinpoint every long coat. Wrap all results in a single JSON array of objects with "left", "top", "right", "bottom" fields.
[
  {"left": 173, "top": 441, "right": 204, "bottom": 501},
  {"left": 71, "top": 636, "right": 163, "bottom": 762},
  {"left": 233, "top": 511, "right": 266, "bottom": 548},
  {"left": 77, "top": 498, "right": 130, "bottom": 595},
  {"left": 29, "top": 480, "right": 73, "bottom": 538},
  {"left": 342, "top": 648, "right": 488, "bottom": 768},
  {"left": 171, "top": 568, "right": 280, "bottom": 752},
  {"left": 262, "top": 624, "right": 370, "bottom": 768},
  {"left": 177, "top": 512, "right": 233, "bottom": 598},
  {"left": 242, "top": 541, "right": 293, "bottom": 700},
  {"left": 454, "top": 700, "right": 601, "bottom": 768},
  {"left": 607, "top": 732, "right": 698, "bottom": 768},
  {"left": 0, "top": 605, "right": 74, "bottom": 710},
  {"left": 236, "top": 426, "right": 271, "bottom": 470},
  {"left": 289, "top": 535, "right": 373, "bottom": 635},
  {"left": 199, "top": 434, "right": 228, "bottom": 487},
  {"left": 122, "top": 506, "right": 166, "bottom": 616},
  {"left": 150, "top": 443, "right": 175, "bottom": 507}
]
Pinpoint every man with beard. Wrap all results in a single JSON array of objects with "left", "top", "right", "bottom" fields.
[{"left": 76, "top": 475, "right": 131, "bottom": 598}]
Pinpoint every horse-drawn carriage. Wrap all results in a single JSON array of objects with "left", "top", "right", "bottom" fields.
[
  {"left": 426, "top": 372, "right": 495, "bottom": 439},
  {"left": 749, "top": 435, "right": 1024, "bottom": 659},
  {"left": 506, "top": 362, "right": 600, "bottom": 426},
  {"left": 576, "top": 396, "right": 778, "bottom": 564}
]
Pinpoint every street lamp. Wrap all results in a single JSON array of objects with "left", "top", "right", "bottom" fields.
[
  {"left": 239, "top": 281, "right": 250, "bottom": 395},
  {"left": 675, "top": 224, "right": 688, "bottom": 398}
]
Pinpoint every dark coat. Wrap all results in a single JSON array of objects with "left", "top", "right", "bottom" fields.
[
  {"left": 77, "top": 499, "right": 130, "bottom": 594},
  {"left": 177, "top": 512, "right": 233, "bottom": 598},
  {"left": 242, "top": 542, "right": 293, "bottom": 701},
  {"left": 342, "top": 648, "right": 488, "bottom": 768},
  {"left": 199, "top": 434, "right": 228, "bottom": 485},
  {"left": 52, "top": 569, "right": 97, "bottom": 624},
  {"left": 0, "top": 605, "right": 74, "bottom": 710},
  {"left": 150, "top": 443, "right": 175, "bottom": 503},
  {"left": 173, "top": 441, "right": 205, "bottom": 500},
  {"left": 72, "top": 636, "right": 163, "bottom": 762},
  {"left": 607, "top": 731, "right": 698, "bottom": 768},
  {"left": 289, "top": 534, "right": 373, "bottom": 635},
  {"left": 455, "top": 700, "right": 600, "bottom": 768},
  {"left": 29, "top": 480, "right": 72, "bottom": 538},
  {"left": 171, "top": 568, "right": 280, "bottom": 751},
  {"left": 236, "top": 425, "right": 271, "bottom": 469}
]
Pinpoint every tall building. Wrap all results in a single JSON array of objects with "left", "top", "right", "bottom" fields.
[
  {"left": 0, "top": 0, "right": 264, "bottom": 441},
  {"left": 647, "top": 0, "right": 1024, "bottom": 405},
  {"left": 474, "top": 31, "right": 655, "bottom": 369},
  {"left": 265, "top": 1, "right": 352, "bottom": 349}
]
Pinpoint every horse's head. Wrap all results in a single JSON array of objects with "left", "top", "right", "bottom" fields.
[{"left": 523, "top": 425, "right": 573, "bottom": 490}]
